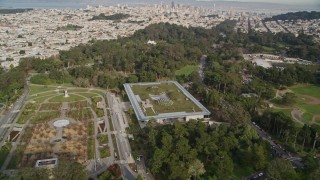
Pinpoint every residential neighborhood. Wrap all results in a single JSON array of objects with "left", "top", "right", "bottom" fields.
[{"left": 1, "top": 4, "right": 319, "bottom": 69}]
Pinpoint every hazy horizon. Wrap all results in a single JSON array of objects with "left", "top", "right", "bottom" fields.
[
  {"left": 0, "top": 0, "right": 319, "bottom": 11},
  {"left": 1, "top": 0, "right": 319, "bottom": 5}
]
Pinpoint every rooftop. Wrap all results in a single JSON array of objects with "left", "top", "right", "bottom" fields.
[{"left": 124, "top": 81, "right": 210, "bottom": 121}]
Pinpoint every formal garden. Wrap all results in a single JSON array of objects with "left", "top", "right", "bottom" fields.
[{"left": 2, "top": 84, "right": 111, "bottom": 170}]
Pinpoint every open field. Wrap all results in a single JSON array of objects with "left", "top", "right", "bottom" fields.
[
  {"left": 270, "top": 108, "right": 292, "bottom": 118},
  {"left": 271, "top": 84, "right": 320, "bottom": 125},
  {"left": 29, "top": 85, "right": 57, "bottom": 95},
  {"left": 175, "top": 65, "right": 198, "bottom": 76},
  {"left": 291, "top": 84, "right": 320, "bottom": 99},
  {"left": 292, "top": 85, "right": 320, "bottom": 125},
  {"left": 49, "top": 94, "right": 85, "bottom": 102},
  {"left": 131, "top": 83, "right": 201, "bottom": 116},
  {"left": 77, "top": 92, "right": 100, "bottom": 98}
]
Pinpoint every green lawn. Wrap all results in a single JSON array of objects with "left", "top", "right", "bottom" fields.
[
  {"left": 88, "top": 90, "right": 106, "bottom": 96},
  {"left": 49, "top": 94, "right": 85, "bottom": 102},
  {"left": 77, "top": 92, "right": 100, "bottom": 98},
  {"left": 100, "top": 148, "right": 110, "bottom": 158},
  {"left": 88, "top": 122, "right": 94, "bottom": 136},
  {"left": 67, "top": 89, "right": 90, "bottom": 93},
  {"left": 271, "top": 108, "right": 292, "bottom": 118},
  {"left": 29, "top": 85, "right": 57, "bottom": 95},
  {"left": 285, "top": 84, "right": 320, "bottom": 125},
  {"left": 87, "top": 138, "right": 95, "bottom": 160},
  {"left": 175, "top": 65, "right": 198, "bottom": 76},
  {"left": 298, "top": 103, "right": 320, "bottom": 124},
  {"left": 290, "top": 85, "right": 320, "bottom": 99},
  {"left": 28, "top": 92, "right": 60, "bottom": 100},
  {"left": 98, "top": 134, "right": 108, "bottom": 144}
]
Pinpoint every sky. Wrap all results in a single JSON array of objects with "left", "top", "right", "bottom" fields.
[
  {"left": 1, "top": 0, "right": 319, "bottom": 9},
  {"left": 233, "top": 0, "right": 319, "bottom": 5}
]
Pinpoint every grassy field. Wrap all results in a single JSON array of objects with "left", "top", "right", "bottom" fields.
[
  {"left": 131, "top": 83, "right": 201, "bottom": 115},
  {"left": 98, "top": 134, "right": 108, "bottom": 144},
  {"left": 290, "top": 84, "right": 320, "bottom": 124},
  {"left": 175, "top": 65, "right": 198, "bottom": 76},
  {"left": 291, "top": 84, "right": 320, "bottom": 99},
  {"left": 87, "top": 138, "right": 95, "bottom": 160},
  {"left": 299, "top": 103, "right": 320, "bottom": 124},
  {"left": 77, "top": 92, "right": 100, "bottom": 98},
  {"left": 29, "top": 85, "right": 57, "bottom": 95},
  {"left": 271, "top": 108, "right": 292, "bottom": 118},
  {"left": 49, "top": 94, "right": 85, "bottom": 102},
  {"left": 272, "top": 85, "right": 320, "bottom": 124}
]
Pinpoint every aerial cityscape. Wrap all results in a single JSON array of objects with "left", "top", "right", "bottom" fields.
[{"left": 0, "top": 0, "right": 320, "bottom": 180}]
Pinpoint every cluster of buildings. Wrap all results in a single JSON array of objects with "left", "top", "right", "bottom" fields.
[
  {"left": 238, "top": 13, "right": 320, "bottom": 39},
  {"left": 243, "top": 54, "right": 313, "bottom": 69},
  {"left": 0, "top": 4, "right": 319, "bottom": 69}
]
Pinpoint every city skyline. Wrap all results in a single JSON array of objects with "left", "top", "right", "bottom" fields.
[{"left": 1, "top": 0, "right": 320, "bottom": 6}]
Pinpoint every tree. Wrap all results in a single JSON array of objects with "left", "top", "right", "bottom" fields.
[
  {"left": 136, "top": 174, "right": 143, "bottom": 180},
  {"left": 311, "top": 124, "right": 320, "bottom": 151},
  {"left": 300, "top": 125, "right": 312, "bottom": 149},
  {"left": 206, "top": 89, "right": 220, "bottom": 107},
  {"left": 252, "top": 143, "right": 267, "bottom": 170},
  {"left": 211, "top": 151, "right": 233, "bottom": 179},
  {"left": 127, "top": 74, "right": 139, "bottom": 83},
  {"left": 51, "top": 161, "right": 87, "bottom": 180},
  {"left": 150, "top": 148, "right": 167, "bottom": 174},
  {"left": 281, "top": 92, "right": 297, "bottom": 105},
  {"left": 17, "top": 167, "right": 49, "bottom": 180},
  {"left": 309, "top": 167, "right": 320, "bottom": 180},
  {"left": 266, "top": 158, "right": 298, "bottom": 180},
  {"left": 98, "top": 171, "right": 112, "bottom": 180},
  {"left": 188, "top": 159, "right": 206, "bottom": 179}
]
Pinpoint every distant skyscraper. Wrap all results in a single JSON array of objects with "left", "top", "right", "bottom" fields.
[{"left": 171, "top": 1, "right": 175, "bottom": 9}]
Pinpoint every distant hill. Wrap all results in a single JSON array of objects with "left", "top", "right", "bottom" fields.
[
  {"left": 264, "top": 11, "right": 320, "bottom": 21},
  {"left": 90, "top": 13, "right": 130, "bottom": 21},
  {"left": 0, "top": 8, "right": 33, "bottom": 14}
]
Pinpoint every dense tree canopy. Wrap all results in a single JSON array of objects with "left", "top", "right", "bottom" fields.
[{"left": 137, "top": 121, "right": 269, "bottom": 179}]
